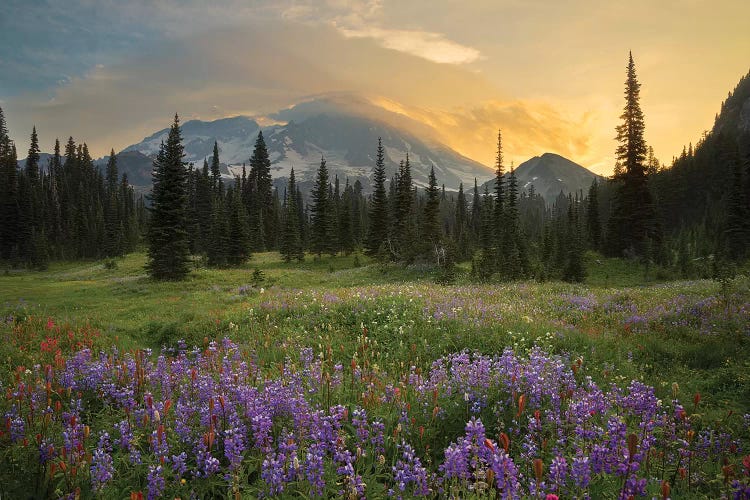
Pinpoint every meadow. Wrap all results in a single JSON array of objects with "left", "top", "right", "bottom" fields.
[{"left": 1, "top": 252, "right": 749, "bottom": 499}]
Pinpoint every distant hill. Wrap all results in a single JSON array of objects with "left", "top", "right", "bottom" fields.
[{"left": 481, "top": 153, "right": 602, "bottom": 203}]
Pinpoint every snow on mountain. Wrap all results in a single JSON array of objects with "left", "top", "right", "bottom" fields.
[
  {"left": 120, "top": 99, "right": 495, "bottom": 191},
  {"left": 481, "top": 153, "right": 603, "bottom": 203}
]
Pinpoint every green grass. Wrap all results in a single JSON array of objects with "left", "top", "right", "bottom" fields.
[
  {"left": 1, "top": 250, "right": 748, "bottom": 420},
  {"left": 1, "top": 251, "right": 749, "bottom": 498}
]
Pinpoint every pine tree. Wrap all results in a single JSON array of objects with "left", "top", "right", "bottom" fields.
[
  {"left": 470, "top": 178, "right": 481, "bottom": 244},
  {"left": 606, "top": 52, "right": 660, "bottom": 258},
  {"left": 210, "top": 141, "right": 223, "bottom": 195},
  {"left": 504, "top": 164, "right": 523, "bottom": 279},
  {"left": 280, "top": 168, "right": 304, "bottom": 262},
  {"left": 366, "top": 138, "right": 389, "bottom": 256},
  {"left": 249, "top": 132, "right": 274, "bottom": 250},
  {"left": 0, "top": 107, "right": 20, "bottom": 260},
  {"left": 423, "top": 166, "right": 441, "bottom": 246},
  {"left": 722, "top": 136, "right": 747, "bottom": 260},
  {"left": 103, "top": 150, "right": 121, "bottom": 257},
  {"left": 310, "top": 156, "right": 333, "bottom": 257},
  {"left": 493, "top": 130, "right": 505, "bottom": 259},
  {"left": 207, "top": 194, "right": 229, "bottom": 267},
  {"left": 455, "top": 182, "right": 470, "bottom": 259},
  {"left": 563, "top": 194, "right": 586, "bottom": 282},
  {"left": 338, "top": 180, "right": 354, "bottom": 255},
  {"left": 226, "top": 183, "right": 252, "bottom": 266},
  {"left": 25, "top": 126, "right": 40, "bottom": 183},
  {"left": 586, "top": 179, "right": 601, "bottom": 250},
  {"left": 195, "top": 159, "right": 212, "bottom": 253},
  {"left": 394, "top": 155, "right": 414, "bottom": 258},
  {"left": 146, "top": 114, "right": 191, "bottom": 280}
]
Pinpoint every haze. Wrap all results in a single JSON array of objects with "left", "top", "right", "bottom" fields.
[{"left": 2, "top": 0, "right": 749, "bottom": 175}]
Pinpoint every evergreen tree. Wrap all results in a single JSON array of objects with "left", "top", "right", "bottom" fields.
[
  {"left": 722, "top": 136, "right": 747, "bottom": 260},
  {"left": 393, "top": 155, "right": 414, "bottom": 258},
  {"left": 195, "top": 159, "right": 212, "bottom": 253},
  {"left": 470, "top": 178, "right": 481, "bottom": 244},
  {"left": 146, "top": 114, "right": 191, "bottom": 280},
  {"left": 338, "top": 180, "right": 354, "bottom": 255},
  {"left": 0, "top": 107, "right": 19, "bottom": 260},
  {"left": 586, "top": 178, "right": 601, "bottom": 250},
  {"left": 249, "top": 132, "right": 274, "bottom": 249},
  {"left": 25, "top": 126, "right": 40, "bottom": 183},
  {"left": 103, "top": 150, "right": 121, "bottom": 257},
  {"left": 606, "top": 52, "right": 661, "bottom": 258},
  {"left": 455, "top": 182, "right": 471, "bottom": 259},
  {"left": 366, "top": 138, "right": 389, "bottom": 256},
  {"left": 226, "top": 183, "right": 252, "bottom": 265},
  {"left": 493, "top": 130, "right": 505, "bottom": 259},
  {"left": 423, "top": 166, "right": 441, "bottom": 246},
  {"left": 280, "top": 168, "right": 304, "bottom": 262},
  {"left": 310, "top": 156, "right": 333, "bottom": 257},
  {"left": 504, "top": 164, "right": 523, "bottom": 279},
  {"left": 207, "top": 194, "right": 229, "bottom": 267},
  {"left": 210, "top": 141, "right": 223, "bottom": 195},
  {"left": 563, "top": 194, "right": 586, "bottom": 282}
]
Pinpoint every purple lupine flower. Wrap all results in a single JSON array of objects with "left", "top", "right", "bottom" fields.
[
  {"left": 146, "top": 465, "right": 165, "bottom": 500},
  {"left": 571, "top": 454, "right": 591, "bottom": 489},
  {"left": 90, "top": 433, "right": 115, "bottom": 492},
  {"left": 392, "top": 442, "right": 431, "bottom": 496}
]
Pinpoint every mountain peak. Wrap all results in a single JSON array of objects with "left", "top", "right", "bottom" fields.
[
  {"left": 121, "top": 99, "right": 494, "bottom": 190},
  {"left": 481, "top": 152, "right": 600, "bottom": 203}
]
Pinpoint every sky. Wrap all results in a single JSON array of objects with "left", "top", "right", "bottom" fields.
[{"left": 1, "top": 0, "right": 749, "bottom": 175}]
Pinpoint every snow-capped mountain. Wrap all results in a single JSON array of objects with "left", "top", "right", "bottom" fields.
[
  {"left": 481, "top": 153, "right": 603, "bottom": 203},
  {"left": 120, "top": 99, "right": 495, "bottom": 190}
]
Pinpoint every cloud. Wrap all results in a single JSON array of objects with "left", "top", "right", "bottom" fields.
[
  {"left": 368, "top": 97, "right": 594, "bottom": 170},
  {"left": 280, "top": 0, "right": 482, "bottom": 65},
  {"left": 337, "top": 27, "right": 482, "bottom": 65}
]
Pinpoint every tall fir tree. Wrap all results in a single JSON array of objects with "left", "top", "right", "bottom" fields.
[
  {"left": 366, "top": 138, "right": 389, "bottom": 256},
  {"left": 249, "top": 132, "right": 274, "bottom": 250},
  {"left": 586, "top": 178, "right": 601, "bottom": 250},
  {"left": 338, "top": 179, "right": 354, "bottom": 255},
  {"left": 103, "top": 150, "right": 121, "bottom": 257},
  {"left": 394, "top": 155, "right": 414, "bottom": 258},
  {"left": 0, "top": 107, "right": 19, "bottom": 260},
  {"left": 207, "top": 194, "right": 229, "bottom": 267},
  {"left": 606, "top": 52, "right": 661, "bottom": 258},
  {"left": 226, "top": 183, "right": 252, "bottom": 266},
  {"left": 423, "top": 166, "right": 441, "bottom": 246},
  {"left": 493, "top": 129, "right": 505, "bottom": 262},
  {"left": 470, "top": 178, "right": 481, "bottom": 245},
  {"left": 25, "top": 126, "right": 40, "bottom": 183},
  {"left": 280, "top": 168, "right": 304, "bottom": 262},
  {"left": 146, "top": 114, "right": 191, "bottom": 280},
  {"left": 722, "top": 136, "right": 747, "bottom": 260},
  {"left": 210, "top": 141, "right": 223, "bottom": 195},
  {"left": 503, "top": 164, "right": 523, "bottom": 279},
  {"left": 195, "top": 159, "right": 212, "bottom": 253},
  {"left": 310, "top": 156, "right": 333, "bottom": 257}
]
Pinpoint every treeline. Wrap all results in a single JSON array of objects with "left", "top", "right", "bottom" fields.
[
  {"left": 0, "top": 108, "right": 145, "bottom": 269},
  {"left": 145, "top": 112, "right": 591, "bottom": 282},
  {"left": 647, "top": 70, "right": 750, "bottom": 272},
  {"left": 4, "top": 57, "right": 749, "bottom": 281}
]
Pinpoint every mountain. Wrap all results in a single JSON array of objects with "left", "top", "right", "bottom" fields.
[
  {"left": 649, "top": 69, "right": 750, "bottom": 235},
  {"left": 121, "top": 99, "right": 495, "bottom": 190},
  {"left": 481, "top": 153, "right": 602, "bottom": 203},
  {"left": 17, "top": 153, "right": 54, "bottom": 171}
]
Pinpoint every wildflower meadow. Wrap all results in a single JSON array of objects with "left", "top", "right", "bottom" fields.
[{"left": 1, "top": 252, "right": 749, "bottom": 499}]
